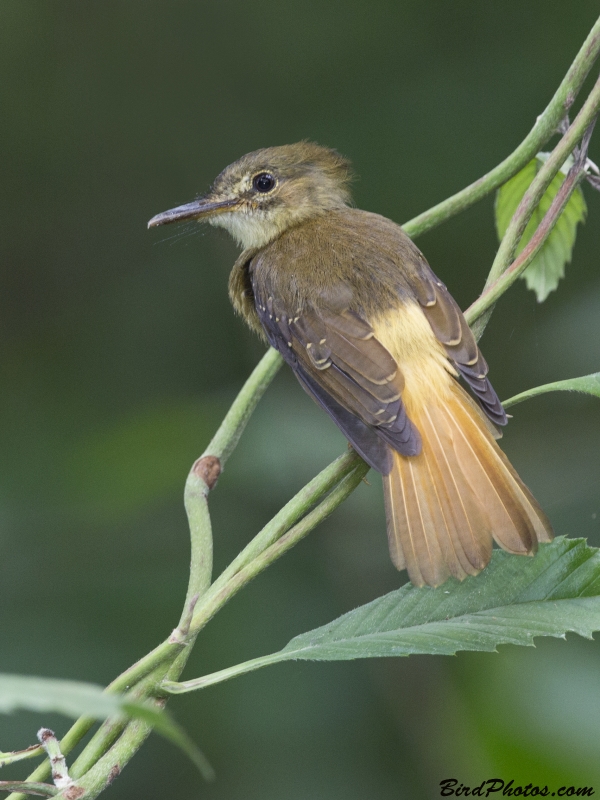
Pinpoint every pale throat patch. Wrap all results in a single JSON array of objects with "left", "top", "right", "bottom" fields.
[{"left": 210, "top": 210, "right": 282, "bottom": 250}]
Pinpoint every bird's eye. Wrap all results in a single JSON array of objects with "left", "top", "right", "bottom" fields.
[{"left": 252, "top": 172, "right": 276, "bottom": 193}]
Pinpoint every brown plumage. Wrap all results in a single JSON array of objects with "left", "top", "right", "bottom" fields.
[{"left": 148, "top": 141, "right": 553, "bottom": 587}]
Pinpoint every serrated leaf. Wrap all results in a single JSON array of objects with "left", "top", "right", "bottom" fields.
[
  {"left": 495, "top": 155, "right": 587, "bottom": 302},
  {"left": 0, "top": 675, "right": 213, "bottom": 779},
  {"left": 168, "top": 539, "right": 600, "bottom": 695},
  {"left": 278, "top": 538, "right": 600, "bottom": 660},
  {"left": 503, "top": 372, "right": 600, "bottom": 408}
]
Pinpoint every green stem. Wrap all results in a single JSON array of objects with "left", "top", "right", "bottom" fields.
[
  {"left": 402, "top": 15, "right": 600, "bottom": 238},
  {"left": 0, "top": 783, "right": 57, "bottom": 798},
  {"left": 13, "top": 352, "right": 284, "bottom": 795},
  {"left": 187, "top": 453, "right": 367, "bottom": 636},
  {"left": 178, "top": 465, "right": 214, "bottom": 618},
  {"left": 203, "top": 347, "right": 282, "bottom": 465},
  {"left": 4, "top": 717, "right": 97, "bottom": 800},
  {"left": 65, "top": 642, "right": 204, "bottom": 795},
  {"left": 480, "top": 75, "right": 600, "bottom": 284},
  {"left": 4, "top": 350, "right": 284, "bottom": 800},
  {"left": 465, "top": 82, "right": 600, "bottom": 331},
  {"left": 466, "top": 164, "right": 587, "bottom": 329},
  {"left": 56, "top": 455, "right": 368, "bottom": 794},
  {"left": 52, "top": 719, "right": 151, "bottom": 800},
  {"left": 502, "top": 373, "right": 600, "bottom": 408},
  {"left": 213, "top": 449, "right": 362, "bottom": 589},
  {"left": 164, "top": 460, "right": 370, "bottom": 693},
  {"left": 63, "top": 458, "right": 217, "bottom": 781},
  {"left": 66, "top": 662, "right": 167, "bottom": 782},
  {"left": 164, "top": 651, "right": 290, "bottom": 694},
  {"left": 54, "top": 644, "right": 209, "bottom": 798},
  {"left": 0, "top": 748, "right": 44, "bottom": 767}
]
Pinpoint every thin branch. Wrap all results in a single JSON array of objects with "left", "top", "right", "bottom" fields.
[
  {"left": 163, "top": 651, "right": 289, "bottom": 695},
  {"left": 52, "top": 456, "right": 369, "bottom": 796},
  {"left": 0, "top": 746, "right": 44, "bottom": 767},
  {"left": 169, "top": 594, "right": 199, "bottom": 644},
  {"left": 53, "top": 719, "right": 151, "bottom": 800},
  {"left": 181, "top": 461, "right": 214, "bottom": 608},
  {"left": 466, "top": 111, "right": 599, "bottom": 331},
  {"left": 35, "top": 732, "right": 72, "bottom": 793},
  {"left": 211, "top": 449, "right": 363, "bottom": 590},
  {"left": 4, "top": 351, "right": 286, "bottom": 800},
  {"left": 466, "top": 167, "right": 585, "bottom": 327},
  {"left": 186, "top": 452, "right": 367, "bottom": 637},
  {"left": 0, "top": 783, "right": 57, "bottom": 798},
  {"left": 401, "top": 15, "right": 600, "bottom": 238},
  {"left": 484, "top": 80, "right": 599, "bottom": 288},
  {"left": 202, "top": 347, "right": 282, "bottom": 466},
  {"left": 164, "top": 459, "right": 371, "bottom": 693}
]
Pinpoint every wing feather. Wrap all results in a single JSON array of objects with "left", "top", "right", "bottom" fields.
[
  {"left": 409, "top": 257, "right": 508, "bottom": 426},
  {"left": 252, "top": 279, "right": 421, "bottom": 468}
]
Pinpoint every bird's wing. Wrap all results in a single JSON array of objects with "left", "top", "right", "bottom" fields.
[
  {"left": 252, "top": 285, "right": 421, "bottom": 474},
  {"left": 407, "top": 255, "right": 507, "bottom": 426}
]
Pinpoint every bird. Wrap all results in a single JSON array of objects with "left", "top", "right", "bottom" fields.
[{"left": 148, "top": 141, "right": 553, "bottom": 587}]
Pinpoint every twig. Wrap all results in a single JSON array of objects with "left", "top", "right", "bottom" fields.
[
  {"left": 35, "top": 458, "right": 369, "bottom": 799},
  {"left": 169, "top": 594, "right": 199, "bottom": 644},
  {"left": 401, "top": 15, "right": 600, "bottom": 238},
  {"left": 162, "top": 460, "right": 371, "bottom": 692},
  {"left": 484, "top": 79, "right": 599, "bottom": 289},
  {"left": 186, "top": 458, "right": 370, "bottom": 639},
  {"left": 0, "top": 746, "right": 44, "bottom": 768},
  {"left": 466, "top": 110, "right": 599, "bottom": 332},
  {"left": 202, "top": 347, "right": 283, "bottom": 465},
  {"left": 0, "top": 783, "right": 57, "bottom": 798},
  {"left": 209, "top": 449, "right": 363, "bottom": 592},
  {"left": 181, "top": 459, "right": 214, "bottom": 606},
  {"left": 35, "top": 732, "right": 74, "bottom": 793},
  {"left": 51, "top": 719, "right": 149, "bottom": 800}
]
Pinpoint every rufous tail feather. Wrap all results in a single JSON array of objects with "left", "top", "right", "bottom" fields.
[{"left": 383, "top": 383, "right": 553, "bottom": 587}]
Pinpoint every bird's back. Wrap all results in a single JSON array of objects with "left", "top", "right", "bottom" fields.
[{"left": 247, "top": 208, "right": 423, "bottom": 319}]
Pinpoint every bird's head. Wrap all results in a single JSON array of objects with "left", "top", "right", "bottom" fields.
[{"left": 148, "top": 142, "right": 352, "bottom": 250}]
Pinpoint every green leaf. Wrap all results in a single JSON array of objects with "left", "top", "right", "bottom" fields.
[
  {"left": 0, "top": 675, "right": 213, "bottom": 779},
  {"left": 0, "top": 675, "right": 121, "bottom": 719},
  {"left": 495, "top": 154, "right": 587, "bottom": 301},
  {"left": 166, "top": 538, "right": 600, "bottom": 694},
  {"left": 503, "top": 372, "right": 600, "bottom": 408},
  {"left": 279, "top": 538, "right": 600, "bottom": 659}
]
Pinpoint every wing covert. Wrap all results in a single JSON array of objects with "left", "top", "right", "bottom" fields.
[
  {"left": 251, "top": 279, "right": 421, "bottom": 473},
  {"left": 410, "top": 255, "right": 507, "bottom": 427}
]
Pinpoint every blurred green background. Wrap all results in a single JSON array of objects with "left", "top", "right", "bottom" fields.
[{"left": 1, "top": 2, "right": 599, "bottom": 798}]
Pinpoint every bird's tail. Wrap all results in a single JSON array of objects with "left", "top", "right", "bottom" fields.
[{"left": 382, "top": 383, "right": 553, "bottom": 587}]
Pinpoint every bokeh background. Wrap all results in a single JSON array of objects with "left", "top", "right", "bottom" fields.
[{"left": 1, "top": 2, "right": 599, "bottom": 798}]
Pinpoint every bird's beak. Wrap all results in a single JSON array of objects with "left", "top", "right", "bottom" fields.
[{"left": 147, "top": 196, "right": 240, "bottom": 228}]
